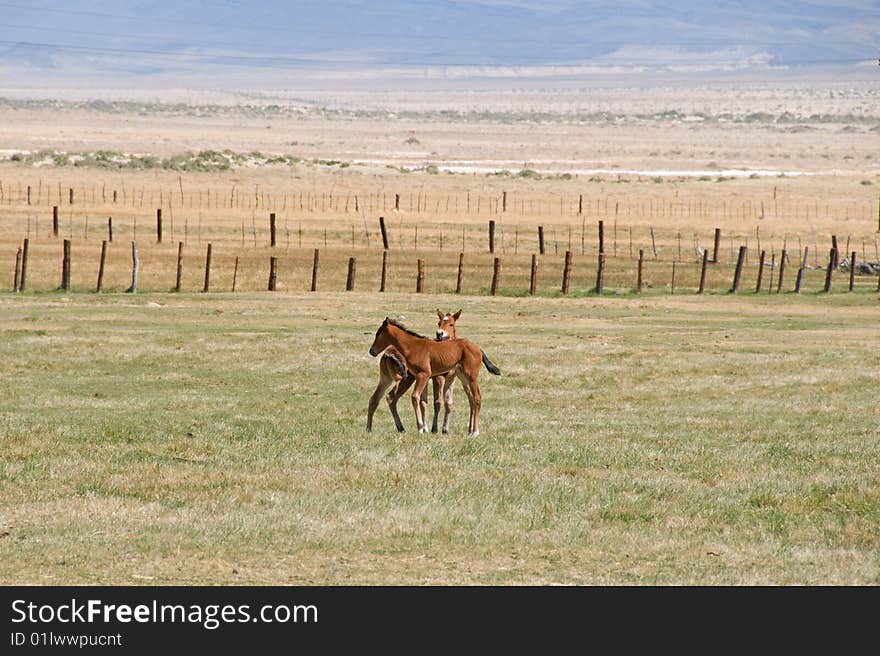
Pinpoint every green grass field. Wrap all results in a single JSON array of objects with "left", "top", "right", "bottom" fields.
[{"left": 1, "top": 289, "right": 878, "bottom": 584}]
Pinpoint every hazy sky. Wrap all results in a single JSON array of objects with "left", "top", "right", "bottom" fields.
[{"left": 0, "top": 1, "right": 877, "bottom": 84}]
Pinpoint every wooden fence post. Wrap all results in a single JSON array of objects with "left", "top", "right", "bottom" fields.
[
  {"left": 595, "top": 252, "right": 605, "bottom": 294},
  {"left": 562, "top": 250, "right": 572, "bottom": 294},
  {"left": 13, "top": 247, "right": 22, "bottom": 292},
  {"left": 538, "top": 225, "right": 545, "bottom": 255},
  {"left": 203, "top": 243, "right": 212, "bottom": 292},
  {"left": 19, "top": 239, "right": 29, "bottom": 292},
  {"left": 455, "top": 252, "right": 464, "bottom": 294},
  {"left": 156, "top": 208, "right": 163, "bottom": 243},
  {"left": 730, "top": 245, "right": 747, "bottom": 293},
  {"left": 395, "top": 193, "right": 400, "bottom": 211},
  {"left": 379, "top": 216, "right": 389, "bottom": 249},
  {"left": 108, "top": 216, "right": 113, "bottom": 242},
  {"left": 502, "top": 191, "right": 507, "bottom": 212},
  {"left": 126, "top": 241, "right": 138, "bottom": 294},
  {"left": 96, "top": 240, "right": 107, "bottom": 293},
  {"left": 795, "top": 247, "right": 808, "bottom": 293},
  {"left": 598, "top": 220, "right": 604, "bottom": 254},
  {"left": 755, "top": 250, "right": 766, "bottom": 293},
  {"left": 712, "top": 228, "right": 721, "bottom": 263},
  {"left": 490, "top": 257, "right": 501, "bottom": 295},
  {"left": 637, "top": 249, "right": 644, "bottom": 293},
  {"left": 489, "top": 220, "right": 495, "bottom": 253},
  {"left": 52, "top": 206, "right": 59, "bottom": 237},
  {"left": 849, "top": 251, "right": 856, "bottom": 292},
  {"left": 698, "top": 248, "right": 709, "bottom": 294},
  {"left": 69, "top": 188, "right": 74, "bottom": 205},
  {"left": 416, "top": 258, "right": 425, "bottom": 293},
  {"left": 823, "top": 248, "right": 835, "bottom": 292},
  {"left": 346, "top": 257, "right": 356, "bottom": 291},
  {"left": 175, "top": 242, "right": 183, "bottom": 292},
  {"left": 232, "top": 257, "right": 239, "bottom": 292},
  {"left": 529, "top": 254, "right": 538, "bottom": 296},
  {"left": 777, "top": 249, "right": 787, "bottom": 292},
  {"left": 380, "top": 251, "right": 388, "bottom": 292},
  {"left": 270, "top": 212, "right": 276, "bottom": 247},
  {"left": 311, "top": 249, "right": 319, "bottom": 291},
  {"left": 831, "top": 236, "right": 839, "bottom": 268},
  {"left": 61, "top": 239, "right": 71, "bottom": 291},
  {"left": 268, "top": 256, "right": 278, "bottom": 291}
]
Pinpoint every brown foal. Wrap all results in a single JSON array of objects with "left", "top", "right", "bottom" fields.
[
  {"left": 366, "top": 310, "right": 460, "bottom": 433},
  {"left": 369, "top": 317, "right": 500, "bottom": 437}
]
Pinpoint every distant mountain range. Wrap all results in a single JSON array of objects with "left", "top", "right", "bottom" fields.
[{"left": 0, "top": 1, "right": 877, "bottom": 85}]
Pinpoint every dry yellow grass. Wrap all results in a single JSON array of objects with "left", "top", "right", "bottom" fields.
[{"left": 1, "top": 163, "right": 877, "bottom": 297}]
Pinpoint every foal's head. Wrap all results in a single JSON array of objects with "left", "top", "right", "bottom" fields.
[
  {"left": 369, "top": 317, "right": 424, "bottom": 356},
  {"left": 368, "top": 318, "right": 391, "bottom": 357},
  {"left": 436, "top": 309, "right": 461, "bottom": 341}
]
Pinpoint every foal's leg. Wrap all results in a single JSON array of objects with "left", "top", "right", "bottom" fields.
[
  {"left": 410, "top": 373, "right": 430, "bottom": 433},
  {"left": 387, "top": 373, "right": 415, "bottom": 433},
  {"left": 430, "top": 376, "right": 443, "bottom": 433},
  {"left": 441, "top": 374, "right": 455, "bottom": 434},
  {"left": 420, "top": 385, "right": 429, "bottom": 432},
  {"left": 367, "top": 368, "right": 397, "bottom": 432},
  {"left": 455, "top": 369, "right": 477, "bottom": 436},
  {"left": 456, "top": 370, "right": 482, "bottom": 437},
  {"left": 469, "top": 379, "right": 482, "bottom": 438}
]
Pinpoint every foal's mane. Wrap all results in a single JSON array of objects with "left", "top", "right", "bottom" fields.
[{"left": 385, "top": 318, "right": 428, "bottom": 339}]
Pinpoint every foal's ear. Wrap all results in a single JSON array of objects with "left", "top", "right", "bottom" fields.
[
  {"left": 453, "top": 309, "right": 462, "bottom": 320},
  {"left": 436, "top": 308, "right": 443, "bottom": 320}
]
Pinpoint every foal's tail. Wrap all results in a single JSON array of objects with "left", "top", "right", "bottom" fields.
[
  {"left": 481, "top": 350, "right": 501, "bottom": 376},
  {"left": 385, "top": 351, "right": 409, "bottom": 378}
]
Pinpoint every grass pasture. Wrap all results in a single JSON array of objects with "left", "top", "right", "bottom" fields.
[{"left": 1, "top": 289, "right": 878, "bottom": 585}]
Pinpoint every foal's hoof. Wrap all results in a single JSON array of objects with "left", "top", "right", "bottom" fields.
[
  {"left": 418, "top": 427, "right": 428, "bottom": 434},
  {"left": 468, "top": 430, "right": 480, "bottom": 438},
  {"left": 442, "top": 429, "right": 449, "bottom": 435},
  {"left": 431, "top": 427, "right": 438, "bottom": 434}
]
